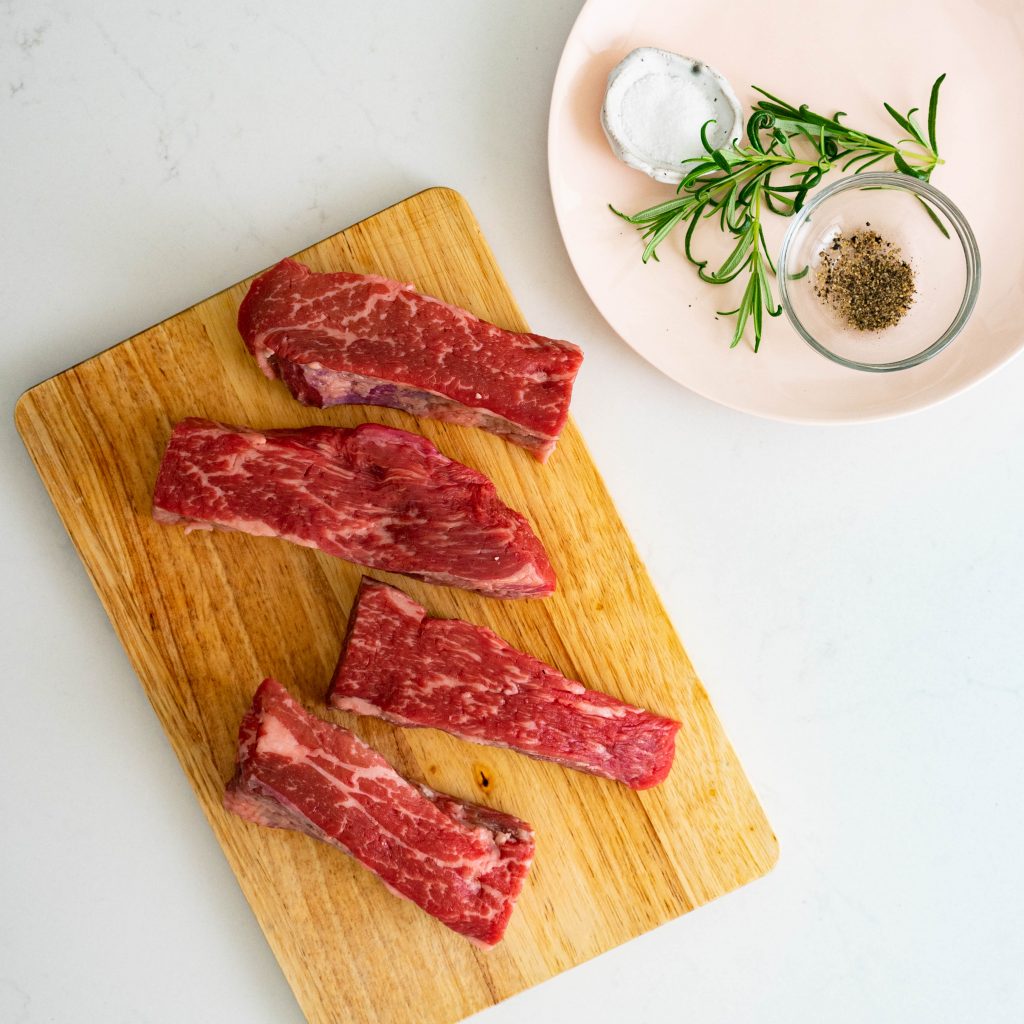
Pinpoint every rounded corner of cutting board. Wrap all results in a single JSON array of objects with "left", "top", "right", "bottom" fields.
[
  {"left": 369, "top": 185, "right": 470, "bottom": 225},
  {"left": 13, "top": 387, "right": 36, "bottom": 437},
  {"left": 411, "top": 184, "right": 469, "bottom": 210}
]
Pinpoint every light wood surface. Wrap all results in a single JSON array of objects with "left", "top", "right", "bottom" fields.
[{"left": 15, "top": 188, "right": 777, "bottom": 1024}]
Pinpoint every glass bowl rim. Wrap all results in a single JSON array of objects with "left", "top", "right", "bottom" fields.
[{"left": 777, "top": 171, "right": 981, "bottom": 373}]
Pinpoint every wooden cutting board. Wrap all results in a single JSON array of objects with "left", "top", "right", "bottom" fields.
[{"left": 15, "top": 188, "right": 776, "bottom": 1024}]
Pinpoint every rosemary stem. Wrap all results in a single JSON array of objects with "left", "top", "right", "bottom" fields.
[{"left": 612, "top": 73, "right": 947, "bottom": 352}]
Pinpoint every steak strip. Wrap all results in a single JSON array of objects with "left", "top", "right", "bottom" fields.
[
  {"left": 238, "top": 259, "right": 584, "bottom": 461},
  {"left": 329, "top": 579, "right": 681, "bottom": 789},
  {"left": 152, "top": 418, "right": 555, "bottom": 599},
  {"left": 224, "top": 678, "right": 535, "bottom": 949}
]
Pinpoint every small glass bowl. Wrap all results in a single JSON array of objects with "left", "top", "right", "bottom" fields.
[{"left": 778, "top": 172, "right": 980, "bottom": 372}]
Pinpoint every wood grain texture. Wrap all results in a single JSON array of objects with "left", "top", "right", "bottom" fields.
[{"left": 15, "top": 188, "right": 777, "bottom": 1024}]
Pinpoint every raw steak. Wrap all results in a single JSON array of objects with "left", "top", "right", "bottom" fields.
[
  {"left": 224, "top": 678, "right": 535, "bottom": 948},
  {"left": 152, "top": 418, "right": 555, "bottom": 599},
  {"left": 237, "top": 259, "right": 584, "bottom": 461},
  {"left": 329, "top": 579, "right": 681, "bottom": 789}
]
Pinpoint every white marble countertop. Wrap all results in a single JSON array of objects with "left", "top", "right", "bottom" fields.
[{"left": 2, "top": 2, "right": 1022, "bottom": 1022}]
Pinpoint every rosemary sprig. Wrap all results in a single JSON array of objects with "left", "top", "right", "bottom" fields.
[{"left": 612, "top": 74, "right": 946, "bottom": 351}]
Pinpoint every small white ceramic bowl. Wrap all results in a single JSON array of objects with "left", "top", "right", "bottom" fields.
[{"left": 600, "top": 47, "right": 742, "bottom": 184}]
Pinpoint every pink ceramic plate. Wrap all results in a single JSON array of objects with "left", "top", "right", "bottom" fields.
[{"left": 548, "top": 0, "right": 1024, "bottom": 422}]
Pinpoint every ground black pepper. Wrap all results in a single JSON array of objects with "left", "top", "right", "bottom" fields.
[{"left": 814, "top": 228, "right": 915, "bottom": 331}]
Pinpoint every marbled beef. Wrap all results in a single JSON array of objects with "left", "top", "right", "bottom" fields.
[
  {"left": 224, "top": 678, "right": 535, "bottom": 948},
  {"left": 153, "top": 418, "right": 555, "bottom": 599},
  {"left": 238, "top": 259, "right": 583, "bottom": 461},
  {"left": 329, "top": 579, "right": 680, "bottom": 789}
]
